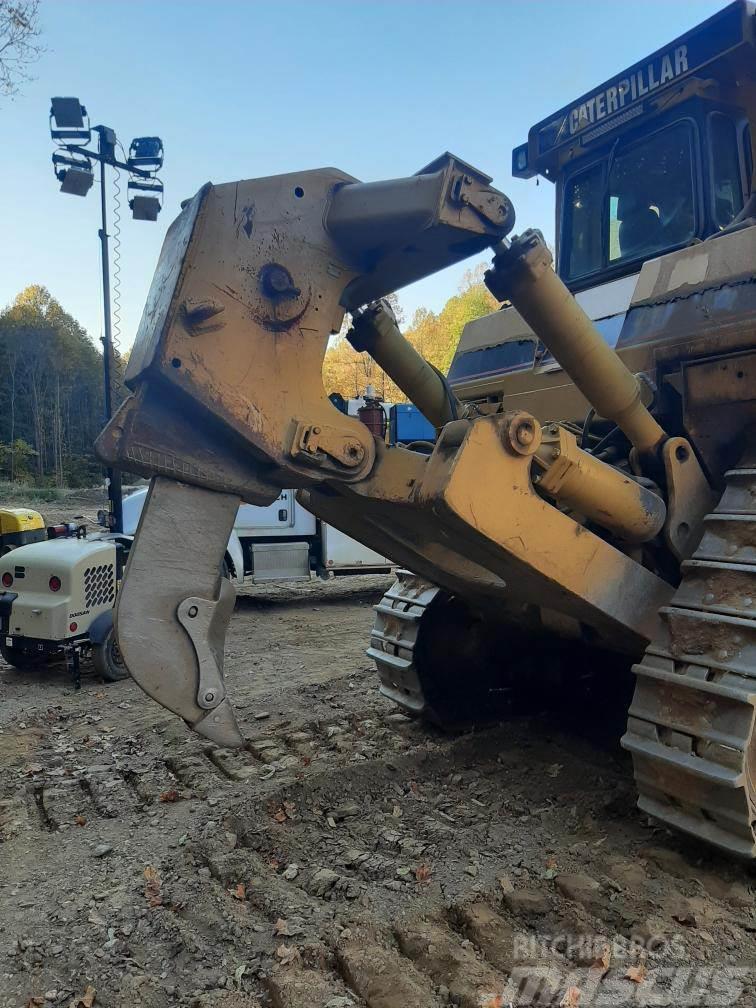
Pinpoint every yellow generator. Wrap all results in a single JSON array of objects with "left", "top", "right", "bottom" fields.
[
  {"left": 0, "top": 508, "right": 45, "bottom": 555},
  {"left": 0, "top": 533, "right": 126, "bottom": 681}
]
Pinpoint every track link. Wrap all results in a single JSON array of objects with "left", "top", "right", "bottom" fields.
[
  {"left": 368, "top": 569, "right": 442, "bottom": 718},
  {"left": 623, "top": 457, "right": 756, "bottom": 857}
]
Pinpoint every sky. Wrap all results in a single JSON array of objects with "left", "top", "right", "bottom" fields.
[{"left": 0, "top": 0, "right": 725, "bottom": 352}]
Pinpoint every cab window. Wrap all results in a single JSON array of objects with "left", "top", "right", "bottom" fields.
[
  {"left": 609, "top": 122, "right": 696, "bottom": 262},
  {"left": 564, "top": 163, "right": 603, "bottom": 279},
  {"left": 710, "top": 114, "right": 744, "bottom": 228},
  {"left": 563, "top": 121, "right": 697, "bottom": 282}
]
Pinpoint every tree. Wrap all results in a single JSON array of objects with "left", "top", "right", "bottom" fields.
[
  {"left": 0, "top": 286, "right": 104, "bottom": 486},
  {"left": 0, "top": 1, "right": 45, "bottom": 99},
  {"left": 321, "top": 273, "right": 498, "bottom": 405}
]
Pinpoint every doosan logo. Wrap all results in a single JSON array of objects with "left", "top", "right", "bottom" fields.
[{"left": 568, "top": 45, "right": 689, "bottom": 136}]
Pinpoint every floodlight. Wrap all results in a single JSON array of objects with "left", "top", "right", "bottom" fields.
[
  {"left": 128, "top": 177, "right": 163, "bottom": 220},
  {"left": 50, "top": 96, "right": 90, "bottom": 143},
  {"left": 60, "top": 166, "right": 95, "bottom": 196},
  {"left": 129, "top": 195, "right": 160, "bottom": 221},
  {"left": 50, "top": 96, "right": 86, "bottom": 128},
  {"left": 128, "top": 136, "right": 164, "bottom": 173},
  {"left": 52, "top": 152, "right": 94, "bottom": 196}
]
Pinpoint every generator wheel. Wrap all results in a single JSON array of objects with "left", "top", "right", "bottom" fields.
[
  {"left": 0, "top": 641, "right": 46, "bottom": 670},
  {"left": 92, "top": 625, "right": 129, "bottom": 682}
]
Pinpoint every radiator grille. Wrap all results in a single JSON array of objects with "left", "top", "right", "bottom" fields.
[{"left": 84, "top": 563, "right": 115, "bottom": 608}]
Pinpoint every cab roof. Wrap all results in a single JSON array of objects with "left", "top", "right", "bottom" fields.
[{"left": 512, "top": 1, "right": 755, "bottom": 182}]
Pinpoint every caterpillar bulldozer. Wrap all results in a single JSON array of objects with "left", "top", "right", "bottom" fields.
[{"left": 97, "top": 2, "right": 756, "bottom": 856}]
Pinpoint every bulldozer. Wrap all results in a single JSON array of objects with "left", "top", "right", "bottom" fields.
[{"left": 97, "top": 2, "right": 756, "bottom": 857}]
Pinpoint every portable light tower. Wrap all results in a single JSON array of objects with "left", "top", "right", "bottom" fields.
[{"left": 48, "top": 97, "right": 165, "bottom": 534}]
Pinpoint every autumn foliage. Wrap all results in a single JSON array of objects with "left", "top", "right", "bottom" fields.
[{"left": 322, "top": 266, "right": 497, "bottom": 402}]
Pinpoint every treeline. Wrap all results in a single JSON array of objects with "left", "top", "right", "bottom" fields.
[
  {"left": 0, "top": 286, "right": 113, "bottom": 487},
  {"left": 322, "top": 266, "right": 498, "bottom": 401}
]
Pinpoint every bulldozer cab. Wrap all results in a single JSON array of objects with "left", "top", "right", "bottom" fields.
[
  {"left": 512, "top": 1, "right": 754, "bottom": 293},
  {"left": 448, "top": 1, "right": 755, "bottom": 398}
]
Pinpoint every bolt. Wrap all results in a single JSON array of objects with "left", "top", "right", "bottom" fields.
[
  {"left": 548, "top": 424, "right": 559, "bottom": 435},
  {"left": 743, "top": 597, "right": 753, "bottom": 607},
  {"left": 204, "top": 690, "right": 216, "bottom": 704},
  {"left": 515, "top": 422, "right": 535, "bottom": 447},
  {"left": 313, "top": 427, "right": 321, "bottom": 435},
  {"left": 346, "top": 443, "right": 364, "bottom": 460},
  {"left": 551, "top": 447, "right": 561, "bottom": 460},
  {"left": 260, "top": 263, "right": 300, "bottom": 300},
  {"left": 188, "top": 605, "right": 198, "bottom": 618},
  {"left": 703, "top": 592, "right": 715, "bottom": 604}
]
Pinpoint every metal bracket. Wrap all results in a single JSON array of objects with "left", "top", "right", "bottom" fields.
[
  {"left": 177, "top": 585, "right": 236, "bottom": 711},
  {"left": 289, "top": 420, "right": 367, "bottom": 469},
  {"left": 450, "top": 173, "right": 514, "bottom": 228},
  {"left": 662, "top": 437, "right": 718, "bottom": 561}
]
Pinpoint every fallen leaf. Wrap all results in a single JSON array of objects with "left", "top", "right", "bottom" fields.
[
  {"left": 592, "top": 942, "right": 612, "bottom": 975},
  {"left": 300, "top": 756, "right": 311, "bottom": 767},
  {"left": 414, "top": 863, "right": 432, "bottom": 883},
  {"left": 143, "top": 865, "right": 163, "bottom": 908},
  {"left": 275, "top": 943, "right": 300, "bottom": 966},
  {"left": 272, "top": 804, "right": 289, "bottom": 824},
  {"left": 229, "top": 882, "right": 246, "bottom": 901},
  {"left": 25, "top": 999, "right": 44, "bottom": 1007},
  {"left": 70, "top": 986, "right": 96, "bottom": 1008},
  {"left": 547, "top": 763, "right": 563, "bottom": 778},
  {"left": 479, "top": 994, "right": 505, "bottom": 1007},
  {"left": 267, "top": 858, "right": 281, "bottom": 872},
  {"left": 158, "top": 789, "right": 181, "bottom": 803},
  {"left": 283, "top": 800, "right": 297, "bottom": 819},
  {"left": 543, "top": 854, "right": 559, "bottom": 880},
  {"left": 74, "top": 815, "right": 87, "bottom": 827},
  {"left": 625, "top": 963, "right": 647, "bottom": 984},
  {"left": 560, "top": 986, "right": 581, "bottom": 1008}
]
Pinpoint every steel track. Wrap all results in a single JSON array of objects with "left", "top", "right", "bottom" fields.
[{"left": 623, "top": 452, "right": 756, "bottom": 857}]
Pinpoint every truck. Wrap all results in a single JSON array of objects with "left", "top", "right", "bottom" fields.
[{"left": 96, "top": 2, "right": 756, "bottom": 859}]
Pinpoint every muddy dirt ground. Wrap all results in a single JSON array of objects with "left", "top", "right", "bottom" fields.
[{"left": 0, "top": 493, "right": 754, "bottom": 1008}]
